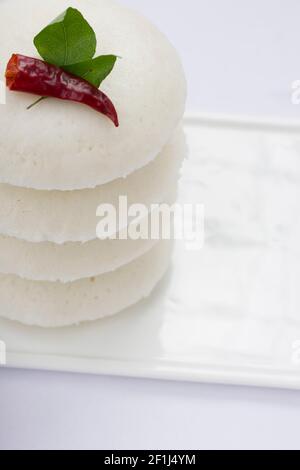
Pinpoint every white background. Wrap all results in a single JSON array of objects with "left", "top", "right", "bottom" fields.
[{"left": 1, "top": 0, "right": 300, "bottom": 450}]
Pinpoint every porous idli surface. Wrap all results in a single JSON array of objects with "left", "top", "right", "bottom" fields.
[
  {"left": 0, "top": 0, "right": 186, "bottom": 190},
  {"left": 0, "top": 240, "right": 172, "bottom": 328},
  {"left": 0, "top": 188, "right": 177, "bottom": 282},
  {"left": 0, "top": 129, "right": 185, "bottom": 243},
  {"left": 0, "top": 234, "right": 158, "bottom": 283}
]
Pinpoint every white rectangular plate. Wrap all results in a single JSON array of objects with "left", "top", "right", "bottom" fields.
[{"left": 1, "top": 113, "right": 300, "bottom": 390}]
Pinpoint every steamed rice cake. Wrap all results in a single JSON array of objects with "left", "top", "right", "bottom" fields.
[
  {"left": 0, "top": 129, "right": 186, "bottom": 243},
  {"left": 0, "top": 240, "right": 172, "bottom": 327},
  {"left": 0, "top": 0, "right": 186, "bottom": 190}
]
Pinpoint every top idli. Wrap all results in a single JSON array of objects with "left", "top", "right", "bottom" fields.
[{"left": 0, "top": 0, "right": 186, "bottom": 190}]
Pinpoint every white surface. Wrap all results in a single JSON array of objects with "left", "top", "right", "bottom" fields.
[
  {"left": 1, "top": 0, "right": 300, "bottom": 451},
  {"left": 2, "top": 115, "right": 300, "bottom": 385}
]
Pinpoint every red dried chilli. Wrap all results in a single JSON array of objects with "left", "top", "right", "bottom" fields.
[{"left": 5, "top": 54, "right": 119, "bottom": 127}]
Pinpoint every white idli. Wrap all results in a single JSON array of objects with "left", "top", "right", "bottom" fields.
[
  {"left": 0, "top": 234, "right": 158, "bottom": 283},
  {"left": 0, "top": 129, "right": 185, "bottom": 243},
  {"left": 0, "top": 239, "right": 172, "bottom": 328},
  {"left": 0, "top": 187, "right": 178, "bottom": 283},
  {"left": 0, "top": 0, "right": 186, "bottom": 190}
]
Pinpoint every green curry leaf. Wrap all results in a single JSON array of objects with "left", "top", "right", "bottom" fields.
[
  {"left": 33, "top": 7, "right": 97, "bottom": 67},
  {"left": 64, "top": 55, "right": 118, "bottom": 88}
]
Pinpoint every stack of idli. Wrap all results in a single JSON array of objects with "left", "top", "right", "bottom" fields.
[{"left": 0, "top": 0, "right": 186, "bottom": 327}]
